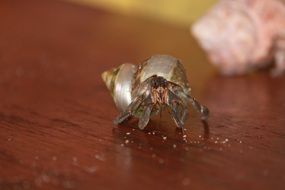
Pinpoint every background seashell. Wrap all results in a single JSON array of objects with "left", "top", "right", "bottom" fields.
[{"left": 191, "top": 0, "right": 285, "bottom": 75}]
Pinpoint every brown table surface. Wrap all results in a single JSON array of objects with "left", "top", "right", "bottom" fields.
[{"left": 1, "top": 0, "right": 285, "bottom": 189}]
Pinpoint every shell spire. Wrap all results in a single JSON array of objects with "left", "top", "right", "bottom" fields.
[
  {"left": 102, "top": 64, "right": 137, "bottom": 111},
  {"left": 101, "top": 66, "right": 120, "bottom": 92}
]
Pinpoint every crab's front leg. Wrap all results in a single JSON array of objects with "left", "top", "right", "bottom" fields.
[
  {"left": 114, "top": 78, "right": 154, "bottom": 129},
  {"left": 113, "top": 95, "right": 144, "bottom": 125},
  {"left": 189, "top": 95, "right": 209, "bottom": 120},
  {"left": 169, "top": 83, "right": 209, "bottom": 122},
  {"left": 137, "top": 96, "right": 153, "bottom": 129},
  {"left": 271, "top": 31, "right": 285, "bottom": 76},
  {"left": 114, "top": 93, "right": 154, "bottom": 130},
  {"left": 167, "top": 90, "right": 188, "bottom": 128}
]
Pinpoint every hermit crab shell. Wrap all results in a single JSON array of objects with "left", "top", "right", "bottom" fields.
[
  {"left": 102, "top": 55, "right": 191, "bottom": 112},
  {"left": 101, "top": 63, "right": 136, "bottom": 111}
]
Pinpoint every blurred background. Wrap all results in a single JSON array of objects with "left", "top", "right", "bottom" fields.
[{"left": 67, "top": 0, "right": 217, "bottom": 27}]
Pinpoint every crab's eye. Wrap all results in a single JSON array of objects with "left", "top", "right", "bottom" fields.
[
  {"left": 154, "top": 81, "right": 159, "bottom": 88},
  {"left": 151, "top": 77, "right": 159, "bottom": 88},
  {"left": 151, "top": 80, "right": 157, "bottom": 88},
  {"left": 162, "top": 80, "right": 168, "bottom": 87}
]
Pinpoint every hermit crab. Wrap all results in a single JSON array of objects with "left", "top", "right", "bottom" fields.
[{"left": 102, "top": 55, "right": 209, "bottom": 130}]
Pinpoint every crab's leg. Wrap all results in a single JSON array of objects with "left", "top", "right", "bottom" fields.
[
  {"left": 113, "top": 95, "right": 144, "bottom": 125},
  {"left": 189, "top": 95, "right": 209, "bottom": 120},
  {"left": 134, "top": 95, "right": 153, "bottom": 129},
  {"left": 138, "top": 105, "right": 153, "bottom": 130},
  {"left": 168, "top": 83, "right": 190, "bottom": 122},
  {"left": 168, "top": 90, "right": 188, "bottom": 128},
  {"left": 168, "top": 81, "right": 209, "bottom": 121},
  {"left": 271, "top": 30, "right": 285, "bottom": 76},
  {"left": 170, "top": 107, "right": 184, "bottom": 128},
  {"left": 180, "top": 107, "right": 189, "bottom": 125}
]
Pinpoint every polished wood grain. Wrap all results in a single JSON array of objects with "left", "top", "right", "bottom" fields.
[{"left": 0, "top": 0, "right": 285, "bottom": 189}]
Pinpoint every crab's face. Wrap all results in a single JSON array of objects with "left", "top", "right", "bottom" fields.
[{"left": 150, "top": 76, "right": 169, "bottom": 105}]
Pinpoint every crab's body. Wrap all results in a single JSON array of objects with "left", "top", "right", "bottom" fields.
[{"left": 102, "top": 55, "right": 209, "bottom": 130}]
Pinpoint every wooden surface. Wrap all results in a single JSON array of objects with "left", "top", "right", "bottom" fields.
[{"left": 0, "top": 0, "right": 285, "bottom": 189}]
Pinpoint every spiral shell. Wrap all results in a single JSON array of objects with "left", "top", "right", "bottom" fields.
[{"left": 101, "top": 63, "right": 136, "bottom": 111}]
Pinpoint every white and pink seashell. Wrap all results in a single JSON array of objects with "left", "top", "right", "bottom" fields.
[{"left": 192, "top": 0, "right": 285, "bottom": 76}]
